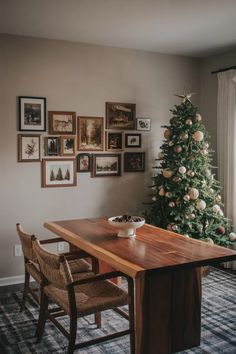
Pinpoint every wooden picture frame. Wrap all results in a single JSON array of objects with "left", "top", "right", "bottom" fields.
[
  {"left": 18, "top": 134, "right": 41, "bottom": 162},
  {"left": 19, "top": 96, "right": 46, "bottom": 131},
  {"left": 61, "top": 136, "right": 76, "bottom": 156},
  {"left": 106, "top": 131, "right": 123, "bottom": 151},
  {"left": 77, "top": 116, "right": 104, "bottom": 151},
  {"left": 42, "top": 158, "right": 76, "bottom": 187},
  {"left": 125, "top": 133, "right": 141, "bottom": 148},
  {"left": 49, "top": 111, "right": 76, "bottom": 135},
  {"left": 44, "top": 137, "right": 60, "bottom": 156},
  {"left": 124, "top": 152, "right": 145, "bottom": 172},
  {"left": 136, "top": 118, "right": 151, "bottom": 131},
  {"left": 77, "top": 153, "right": 91, "bottom": 172},
  {"left": 106, "top": 102, "right": 136, "bottom": 130},
  {"left": 92, "top": 154, "right": 121, "bottom": 177}
]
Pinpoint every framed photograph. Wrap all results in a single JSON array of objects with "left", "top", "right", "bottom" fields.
[
  {"left": 42, "top": 158, "right": 76, "bottom": 187},
  {"left": 49, "top": 111, "right": 76, "bottom": 135},
  {"left": 19, "top": 96, "right": 46, "bottom": 131},
  {"left": 18, "top": 134, "right": 41, "bottom": 162},
  {"left": 124, "top": 152, "right": 145, "bottom": 172},
  {"left": 61, "top": 136, "right": 76, "bottom": 156},
  {"left": 44, "top": 137, "right": 60, "bottom": 156},
  {"left": 125, "top": 133, "right": 141, "bottom": 148},
  {"left": 106, "top": 131, "right": 123, "bottom": 151},
  {"left": 106, "top": 102, "right": 136, "bottom": 130},
  {"left": 136, "top": 118, "right": 151, "bottom": 131},
  {"left": 77, "top": 153, "right": 91, "bottom": 172},
  {"left": 78, "top": 116, "right": 104, "bottom": 151},
  {"left": 92, "top": 154, "right": 121, "bottom": 177}
]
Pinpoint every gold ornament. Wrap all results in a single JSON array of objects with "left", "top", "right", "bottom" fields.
[
  {"left": 159, "top": 188, "right": 165, "bottom": 196},
  {"left": 185, "top": 119, "right": 192, "bottom": 126},
  {"left": 175, "top": 92, "right": 195, "bottom": 103},
  {"left": 193, "top": 131, "right": 204, "bottom": 142},
  {"left": 205, "top": 237, "right": 214, "bottom": 245},
  {"left": 164, "top": 129, "right": 172, "bottom": 140},
  {"left": 165, "top": 192, "right": 172, "bottom": 198},
  {"left": 173, "top": 176, "right": 181, "bottom": 183},
  {"left": 187, "top": 170, "right": 195, "bottom": 177},
  {"left": 215, "top": 195, "right": 221, "bottom": 202},
  {"left": 169, "top": 202, "right": 175, "bottom": 208},
  {"left": 188, "top": 188, "right": 199, "bottom": 200},
  {"left": 168, "top": 141, "right": 174, "bottom": 146},
  {"left": 180, "top": 132, "right": 188, "bottom": 140},
  {"left": 183, "top": 194, "right": 190, "bottom": 201},
  {"left": 195, "top": 113, "right": 202, "bottom": 122},
  {"left": 158, "top": 152, "right": 164, "bottom": 159},
  {"left": 163, "top": 168, "right": 173, "bottom": 178},
  {"left": 196, "top": 199, "right": 206, "bottom": 210}
]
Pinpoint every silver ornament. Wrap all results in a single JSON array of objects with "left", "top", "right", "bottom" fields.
[
  {"left": 179, "top": 166, "right": 187, "bottom": 174},
  {"left": 185, "top": 119, "right": 193, "bottom": 126}
]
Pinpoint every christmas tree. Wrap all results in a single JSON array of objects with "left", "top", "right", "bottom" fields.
[{"left": 145, "top": 93, "right": 236, "bottom": 247}]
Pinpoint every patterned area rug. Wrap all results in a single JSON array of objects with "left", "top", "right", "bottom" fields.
[{"left": 0, "top": 267, "right": 235, "bottom": 354}]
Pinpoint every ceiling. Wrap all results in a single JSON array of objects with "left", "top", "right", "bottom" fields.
[{"left": 1, "top": 0, "right": 236, "bottom": 58}]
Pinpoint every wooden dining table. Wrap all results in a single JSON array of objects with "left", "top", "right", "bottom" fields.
[{"left": 44, "top": 218, "right": 236, "bottom": 354}]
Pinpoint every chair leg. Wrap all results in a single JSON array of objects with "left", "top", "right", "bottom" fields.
[
  {"left": 94, "top": 312, "right": 101, "bottom": 328},
  {"left": 67, "top": 311, "right": 77, "bottom": 354},
  {"left": 35, "top": 291, "right": 49, "bottom": 342},
  {"left": 128, "top": 279, "right": 135, "bottom": 354},
  {"left": 20, "top": 270, "right": 30, "bottom": 312}
]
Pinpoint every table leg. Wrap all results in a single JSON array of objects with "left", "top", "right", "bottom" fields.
[{"left": 134, "top": 268, "right": 202, "bottom": 354}]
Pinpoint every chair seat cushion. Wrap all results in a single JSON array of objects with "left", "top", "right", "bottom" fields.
[
  {"left": 67, "top": 258, "right": 91, "bottom": 274},
  {"left": 44, "top": 278, "right": 129, "bottom": 317}
]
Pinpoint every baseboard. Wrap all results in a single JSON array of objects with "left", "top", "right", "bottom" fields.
[{"left": 0, "top": 275, "right": 34, "bottom": 287}]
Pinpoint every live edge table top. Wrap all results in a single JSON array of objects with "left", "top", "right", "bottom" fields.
[{"left": 44, "top": 218, "right": 236, "bottom": 279}]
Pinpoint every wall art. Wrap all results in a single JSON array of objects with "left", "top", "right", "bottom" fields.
[
  {"left": 49, "top": 111, "right": 76, "bottom": 135},
  {"left": 124, "top": 152, "right": 145, "bottom": 172},
  {"left": 42, "top": 158, "right": 76, "bottom": 187},
  {"left": 92, "top": 154, "right": 121, "bottom": 177},
  {"left": 106, "top": 102, "right": 135, "bottom": 130},
  {"left": 78, "top": 116, "right": 104, "bottom": 151},
  {"left": 18, "top": 134, "right": 41, "bottom": 162},
  {"left": 19, "top": 96, "right": 46, "bottom": 131}
]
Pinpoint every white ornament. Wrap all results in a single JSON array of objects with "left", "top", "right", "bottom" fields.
[
  {"left": 196, "top": 199, "right": 206, "bottom": 210},
  {"left": 158, "top": 152, "right": 164, "bottom": 159},
  {"left": 165, "top": 192, "right": 172, "bottom": 198},
  {"left": 179, "top": 166, "right": 187, "bottom": 174},
  {"left": 169, "top": 202, "right": 175, "bottom": 208},
  {"left": 183, "top": 234, "right": 190, "bottom": 238},
  {"left": 163, "top": 168, "right": 173, "bottom": 178},
  {"left": 195, "top": 113, "right": 202, "bottom": 122},
  {"left": 213, "top": 204, "right": 221, "bottom": 213},
  {"left": 203, "top": 142, "right": 209, "bottom": 149},
  {"left": 229, "top": 232, "right": 236, "bottom": 241},
  {"left": 215, "top": 195, "right": 221, "bottom": 203},
  {"left": 183, "top": 194, "right": 190, "bottom": 201},
  {"left": 189, "top": 213, "right": 196, "bottom": 220},
  {"left": 205, "top": 237, "right": 214, "bottom": 245},
  {"left": 168, "top": 141, "right": 174, "bottom": 146},
  {"left": 152, "top": 196, "right": 157, "bottom": 202},
  {"left": 185, "top": 119, "right": 192, "bottom": 126},
  {"left": 172, "top": 224, "right": 178, "bottom": 231},
  {"left": 159, "top": 188, "right": 165, "bottom": 196},
  {"left": 167, "top": 224, "right": 173, "bottom": 231},
  {"left": 188, "top": 188, "right": 199, "bottom": 200},
  {"left": 193, "top": 131, "right": 204, "bottom": 142}
]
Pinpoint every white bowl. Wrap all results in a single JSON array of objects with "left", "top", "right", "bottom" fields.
[{"left": 108, "top": 216, "right": 145, "bottom": 238}]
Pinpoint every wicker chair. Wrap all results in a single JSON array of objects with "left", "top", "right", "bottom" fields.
[
  {"left": 16, "top": 224, "right": 99, "bottom": 316},
  {"left": 33, "top": 238, "right": 135, "bottom": 354}
]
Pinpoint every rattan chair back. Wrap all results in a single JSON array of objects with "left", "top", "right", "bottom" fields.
[{"left": 16, "top": 223, "right": 37, "bottom": 262}]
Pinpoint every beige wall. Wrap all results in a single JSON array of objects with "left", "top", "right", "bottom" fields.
[
  {"left": 200, "top": 49, "right": 236, "bottom": 160},
  {"left": 0, "top": 34, "right": 200, "bottom": 278}
]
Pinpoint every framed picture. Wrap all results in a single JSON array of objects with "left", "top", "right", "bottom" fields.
[
  {"left": 44, "top": 137, "right": 60, "bottom": 156},
  {"left": 61, "top": 136, "right": 76, "bottom": 156},
  {"left": 18, "top": 134, "right": 41, "bottom": 162},
  {"left": 136, "top": 118, "right": 151, "bottom": 131},
  {"left": 106, "top": 131, "right": 123, "bottom": 151},
  {"left": 106, "top": 102, "right": 136, "bottom": 130},
  {"left": 49, "top": 111, "right": 76, "bottom": 135},
  {"left": 92, "top": 154, "right": 121, "bottom": 177},
  {"left": 78, "top": 116, "right": 104, "bottom": 151},
  {"left": 124, "top": 152, "right": 145, "bottom": 172},
  {"left": 125, "top": 133, "right": 141, "bottom": 148},
  {"left": 77, "top": 153, "right": 91, "bottom": 172},
  {"left": 19, "top": 96, "right": 46, "bottom": 131},
  {"left": 42, "top": 158, "right": 76, "bottom": 187}
]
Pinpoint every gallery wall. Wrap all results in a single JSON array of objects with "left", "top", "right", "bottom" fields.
[{"left": 0, "top": 34, "right": 200, "bottom": 279}]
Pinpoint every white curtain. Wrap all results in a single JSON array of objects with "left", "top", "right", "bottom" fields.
[{"left": 217, "top": 69, "right": 236, "bottom": 269}]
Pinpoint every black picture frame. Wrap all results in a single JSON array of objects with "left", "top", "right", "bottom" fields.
[
  {"left": 92, "top": 153, "right": 121, "bottom": 177},
  {"left": 77, "top": 153, "right": 91, "bottom": 172},
  {"left": 125, "top": 133, "right": 141, "bottom": 148},
  {"left": 19, "top": 96, "right": 46, "bottom": 131},
  {"left": 124, "top": 152, "right": 145, "bottom": 172},
  {"left": 44, "top": 137, "right": 60, "bottom": 156},
  {"left": 106, "top": 102, "right": 136, "bottom": 130}
]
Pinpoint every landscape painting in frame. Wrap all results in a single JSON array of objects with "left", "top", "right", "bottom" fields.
[
  {"left": 19, "top": 96, "right": 46, "bottom": 131},
  {"left": 42, "top": 159, "right": 76, "bottom": 187},
  {"left": 78, "top": 116, "right": 104, "bottom": 151},
  {"left": 106, "top": 102, "right": 135, "bottom": 130},
  {"left": 124, "top": 152, "right": 145, "bottom": 172},
  {"left": 49, "top": 111, "right": 76, "bottom": 135},
  {"left": 92, "top": 154, "right": 121, "bottom": 177},
  {"left": 61, "top": 136, "right": 76, "bottom": 156},
  {"left": 106, "top": 131, "right": 123, "bottom": 151},
  {"left": 18, "top": 134, "right": 41, "bottom": 162}
]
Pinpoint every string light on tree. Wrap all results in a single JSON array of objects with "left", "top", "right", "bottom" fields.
[{"left": 144, "top": 93, "right": 234, "bottom": 247}]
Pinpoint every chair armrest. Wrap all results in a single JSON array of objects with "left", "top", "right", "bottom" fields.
[
  {"left": 40, "top": 237, "right": 65, "bottom": 244},
  {"left": 62, "top": 250, "right": 93, "bottom": 260},
  {"left": 69, "top": 271, "right": 125, "bottom": 287}
]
